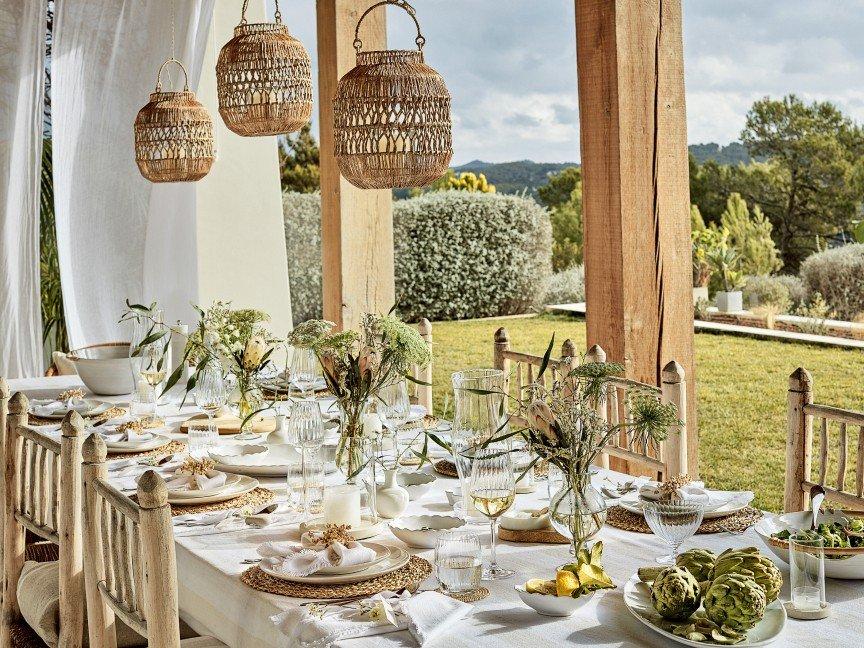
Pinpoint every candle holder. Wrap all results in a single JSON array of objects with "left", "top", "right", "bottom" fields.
[{"left": 785, "top": 532, "right": 831, "bottom": 620}]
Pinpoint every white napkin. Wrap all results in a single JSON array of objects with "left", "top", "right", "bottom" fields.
[
  {"left": 271, "top": 590, "right": 471, "bottom": 648},
  {"left": 31, "top": 400, "right": 66, "bottom": 417},
  {"left": 258, "top": 532, "right": 376, "bottom": 577},
  {"left": 165, "top": 469, "right": 227, "bottom": 492},
  {"left": 639, "top": 481, "right": 753, "bottom": 511},
  {"left": 172, "top": 511, "right": 233, "bottom": 527}
]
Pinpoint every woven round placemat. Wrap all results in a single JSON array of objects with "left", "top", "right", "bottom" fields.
[
  {"left": 167, "top": 487, "right": 275, "bottom": 516},
  {"left": 606, "top": 505, "right": 763, "bottom": 534},
  {"left": 434, "top": 459, "right": 457, "bottom": 478},
  {"left": 28, "top": 405, "right": 127, "bottom": 427},
  {"left": 107, "top": 439, "right": 186, "bottom": 462},
  {"left": 241, "top": 555, "right": 433, "bottom": 599},
  {"left": 499, "top": 526, "right": 570, "bottom": 544},
  {"left": 436, "top": 586, "right": 489, "bottom": 602}
]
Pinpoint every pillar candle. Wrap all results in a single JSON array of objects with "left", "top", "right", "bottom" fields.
[{"left": 323, "top": 484, "right": 362, "bottom": 529}]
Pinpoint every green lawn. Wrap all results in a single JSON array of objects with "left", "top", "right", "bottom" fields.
[{"left": 429, "top": 314, "right": 864, "bottom": 512}]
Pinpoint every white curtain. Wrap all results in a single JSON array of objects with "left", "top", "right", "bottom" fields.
[
  {"left": 0, "top": 0, "right": 47, "bottom": 379},
  {"left": 53, "top": 0, "right": 214, "bottom": 350}
]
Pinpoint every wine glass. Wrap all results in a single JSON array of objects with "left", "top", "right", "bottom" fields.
[
  {"left": 186, "top": 421, "right": 218, "bottom": 459},
  {"left": 286, "top": 400, "right": 325, "bottom": 520},
  {"left": 136, "top": 319, "right": 171, "bottom": 421},
  {"left": 468, "top": 447, "right": 516, "bottom": 580},
  {"left": 195, "top": 362, "right": 227, "bottom": 422},
  {"left": 290, "top": 348, "right": 322, "bottom": 398},
  {"left": 642, "top": 500, "right": 706, "bottom": 564},
  {"left": 378, "top": 380, "right": 411, "bottom": 466}
]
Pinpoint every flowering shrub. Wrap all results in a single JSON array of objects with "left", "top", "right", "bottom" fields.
[
  {"left": 774, "top": 275, "right": 808, "bottom": 309},
  {"left": 799, "top": 244, "right": 864, "bottom": 320},
  {"left": 393, "top": 192, "right": 552, "bottom": 321},
  {"left": 543, "top": 265, "right": 585, "bottom": 305},
  {"left": 743, "top": 275, "right": 791, "bottom": 311},
  {"left": 282, "top": 191, "right": 322, "bottom": 323}
]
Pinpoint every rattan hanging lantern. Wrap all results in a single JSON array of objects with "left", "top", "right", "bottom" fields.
[
  {"left": 334, "top": 0, "right": 452, "bottom": 189},
  {"left": 134, "top": 58, "right": 215, "bottom": 183},
  {"left": 216, "top": 0, "right": 312, "bottom": 136}
]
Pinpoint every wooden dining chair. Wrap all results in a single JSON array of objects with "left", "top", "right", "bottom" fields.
[
  {"left": 81, "top": 434, "right": 226, "bottom": 648},
  {"left": 407, "top": 318, "right": 433, "bottom": 412},
  {"left": 785, "top": 367, "right": 864, "bottom": 513},
  {"left": 2, "top": 393, "right": 85, "bottom": 648},
  {"left": 493, "top": 326, "right": 577, "bottom": 399}
]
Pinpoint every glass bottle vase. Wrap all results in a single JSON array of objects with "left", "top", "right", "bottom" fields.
[{"left": 549, "top": 472, "right": 608, "bottom": 556}]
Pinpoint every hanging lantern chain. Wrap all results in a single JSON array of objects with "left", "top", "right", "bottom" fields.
[
  {"left": 353, "top": 0, "right": 425, "bottom": 53},
  {"left": 240, "top": 0, "right": 282, "bottom": 26}
]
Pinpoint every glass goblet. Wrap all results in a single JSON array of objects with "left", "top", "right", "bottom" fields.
[
  {"left": 642, "top": 500, "right": 706, "bottom": 564},
  {"left": 195, "top": 362, "right": 227, "bottom": 421},
  {"left": 286, "top": 400, "right": 325, "bottom": 520},
  {"left": 290, "top": 348, "right": 322, "bottom": 399},
  {"left": 468, "top": 448, "right": 516, "bottom": 580}
]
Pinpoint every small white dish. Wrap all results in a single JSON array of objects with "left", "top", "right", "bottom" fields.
[
  {"left": 395, "top": 471, "right": 436, "bottom": 501},
  {"left": 445, "top": 489, "right": 461, "bottom": 507},
  {"left": 500, "top": 508, "right": 551, "bottom": 531},
  {"left": 515, "top": 586, "right": 595, "bottom": 617},
  {"left": 388, "top": 515, "right": 465, "bottom": 549},
  {"left": 104, "top": 433, "right": 172, "bottom": 454},
  {"left": 300, "top": 515, "right": 385, "bottom": 541},
  {"left": 165, "top": 475, "right": 259, "bottom": 505},
  {"left": 208, "top": 444, "right": 269, "bottom": 465}
]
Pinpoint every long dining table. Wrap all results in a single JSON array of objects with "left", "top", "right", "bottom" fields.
[{"left": 8, "top": 375, "right": 862, "bottom": 648}]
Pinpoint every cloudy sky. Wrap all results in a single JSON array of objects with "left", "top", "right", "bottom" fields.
[{"left": 277, "top": 0, "right": 864, "bottom": 165}]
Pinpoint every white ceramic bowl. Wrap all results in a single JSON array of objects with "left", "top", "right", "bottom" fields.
[
  {"left": 515, "top": 586, "right": 595, "bottom": 617},
  {"left": 755, "top": 510, "right": 864, "bottom": 579},
  {"left": 389, "top": 515, "right": 465, "bottom": 548},
  {"left": 396, "top": 471, "right": 437, "bottom": 501},
  {"left": 445, "top": 489, "right": 461, "bottom": 507},
  {"left": 500, "top": 508, "right": 551, "bottom": 531},
  {"left": 68, "top": 343, "right": 134, "bottom": 395},
  {"left": 208, "top": 444, "right": 269, "bottom": 465}
]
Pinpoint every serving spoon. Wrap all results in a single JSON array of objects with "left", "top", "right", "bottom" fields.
[{"left": 810, "top": 485, "right": 825, "bottom": 530}]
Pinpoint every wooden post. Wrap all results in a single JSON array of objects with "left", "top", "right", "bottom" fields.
[
  {"left": 661, "top": 361, "right": 687, "bottom": 478},
  {"left": 416, "top": 319, "right": 433, "bottom": 412},
  {"left": 785, "top": 368, "right": 813, "bottom": 513},
  {"left": 585, "top": 344, "right": 610, "bottom": 470},
  {"left": 575, "top": 0, "right": 697, "bottom": 475},
  {"left": 1, "top": 393, "right": 27, "bottom": 647},
  {"left": 0, "top": 378, "right": 7, "bottom": 578},
  {"left": 82, "top": 435, "right": 117, "bottom": 648},
  {"left": 317, "top": 0, "right": 394, "bottom": 330},
  {"left": 137, "top": 471, "right": 180, "bottom": 647},
  {"left": 58, "top": 412, "right": 85, "bottom": 648},
  {"left": 493, "top": 327, "right": 511, "bottom": 397}
]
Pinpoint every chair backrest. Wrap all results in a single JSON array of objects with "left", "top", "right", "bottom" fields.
[
  {"left": 785, "top": 367, "right": 864, "bottom": 513},
  {"left": 2, "top": 392, "right": 85, "bottom": 648},
  {"left": 82, "top": 434, "right": 181, "bottom": 648},
  {"left": 407, "top": 318, "right": 433, "bottom": 412},
  {"left": 492, "top": 332, "right": 687, "bottom": 480}
]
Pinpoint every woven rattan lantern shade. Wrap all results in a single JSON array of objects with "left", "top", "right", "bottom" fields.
[
  {"left": 134, "top": 58, "right": 215, "bottom": 183},
  {"left": 216, "top": 0, "right": 312, "bottom": 137},
  {"left": 334, "top": 0, "right": 452, "bottom": 189}
]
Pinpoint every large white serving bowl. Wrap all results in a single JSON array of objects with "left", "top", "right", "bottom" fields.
[
  {"left": 68, "top": 342, "right": 134, "bottom": 395},
  {"left": 396, "top": 471, "right": 436, "bottom": 501},
  {"left": 515, "top": 586, "right": 595, "bottom": 617},
  {"left": 501, "top": 508, "right": 551, "bottom": 531},
  {"left": 755, "top": 510, "right": 864, "bottom": 579},
  {"left": 208, "top": 445, "right": 269, "bottom": 465},
  {"left": 388, "top": 515, "right": 465, "bottom": 548}
]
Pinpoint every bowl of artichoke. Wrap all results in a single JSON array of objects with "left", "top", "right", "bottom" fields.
[
  {"left": 624, "top": 547, "right": 786, "bottom": 646},
  {"left": 755, "top": 510, "right": 864, "bottom": 579}
]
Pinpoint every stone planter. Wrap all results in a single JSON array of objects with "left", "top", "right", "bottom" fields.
[
  {"left": 692, "top": 286, "right": 709, "bottom": 305},
  {"left": 716, "top": 290, "right": 743, "bottom": 313}
]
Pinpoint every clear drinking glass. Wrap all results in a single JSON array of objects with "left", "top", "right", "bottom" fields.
[
  {"left": 290, "top": 348, "right": 322, "bottom": 398},
  {"left": 469, "top": 448, "right": 516, "bottom": 580},
  {"left": 451, "top": 368, "right": 507, "bottom": 522},
  {"left": 186, "top": 421, "right": 218, "bottom": 459},
  {"left": 195, "top": 361, "right": 227, "bottom": 421},
  {"left": 286, "top": 400, "right": 325, "bottom": 519},
  {"left": 287, "top": 447, "right": 324, "bottom": 515},
  {"left": 642, "top": 500, "right": 706, "bottom": 564},
  {"left": 378, "top": 380, "right": 411, "bottom": 465},
  {"left": 435, "top": 531, "right": 483, "bottom": 594},
  {"left": 789, "top": 533, "right": 827, "bottom": 613}
]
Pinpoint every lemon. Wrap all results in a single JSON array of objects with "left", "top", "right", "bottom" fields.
[
  {"left": 555, "top": 570, "right": 580, "bottom": 597},
  {"left": 525, "top": 579, "right": 548, "bottom": 594}
]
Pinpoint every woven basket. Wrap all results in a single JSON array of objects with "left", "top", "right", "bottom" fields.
[
  {"left": 134, "top": 58, "right": 215, "bottom": 183},
  {"left": 216, "top": 0, "right": 312, "bottom": 136},
  {"left": 334, "top": 0, "right": 452, "bottom": 189}
]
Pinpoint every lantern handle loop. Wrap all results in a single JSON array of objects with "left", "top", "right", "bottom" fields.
[
  {"left": 353, "top": 0, "right": 424, "bottom": 53},
  {"left": 155, "top": 57, "right": 190, "bottom": 92},
  {"left": 240, "top": 0, "right": 282, "bottom": 25}
]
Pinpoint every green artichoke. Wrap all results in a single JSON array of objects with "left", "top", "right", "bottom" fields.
[
  {"left": 651, "top": 567, "right": 702, "bottom": 620},
  {"left": 704, "top": 574, "right": 766, "bottom": 632},
  {"left": 675, "top": 548, "right": 717, "bottom": 583},
  {"left": 710, "top": 547, "right": 782, "bottom": 603}
]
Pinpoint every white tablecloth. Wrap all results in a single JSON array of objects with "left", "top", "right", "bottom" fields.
[{"left": 9, "top": 377, "right": 862, "bottom": 648}]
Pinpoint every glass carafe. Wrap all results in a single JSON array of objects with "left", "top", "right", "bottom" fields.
[{"left": 451, "top": 368, "right": 507, "bottom": 522}]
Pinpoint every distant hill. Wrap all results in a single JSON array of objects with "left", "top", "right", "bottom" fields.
[{"left": 688, "top": 142, "right": 752, "bottom": 165}]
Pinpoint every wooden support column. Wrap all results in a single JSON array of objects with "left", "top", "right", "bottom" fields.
[
  {"left": 317, "top": 1, "right": 395, "bottom": 330},
  {"left": 575, "top": 0, "right": 697, "bottom": 474}
]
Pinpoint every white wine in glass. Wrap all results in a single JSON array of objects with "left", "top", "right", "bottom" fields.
[
  {"left": 468, "top": 448, "right": 516, "bottom": 580},
  {"left": 470, "top": 489, "right": 515, "bottom": 518}
]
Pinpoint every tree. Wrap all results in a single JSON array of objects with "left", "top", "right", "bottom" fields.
[
  {"left": 719, "top": 193, "right": 782, "bottom": 276},
  {"left": 537, "top": 166, "right": 580, "bottom": 209},
  {"left": 279, "top": 124, "right": 320, "bottom": 193},
  {"left": 739, "top": 95, "right": 864, "bottom": 269},
  {"left": 539, "top": 167, "right": 583, "bottom": 271}
]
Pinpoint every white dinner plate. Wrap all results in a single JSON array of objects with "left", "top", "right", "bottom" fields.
[
  {"left": 166, "top": 472, "right": 242, "bottom": 499},
  {"left": 317, "top": 542, "right": 391, "bottom": 575},
  {"left": 260, "top": 546, "right": 409, "bottom": 585},
  {"left": 623, "top": 574, "right": 786, "bottom": 647},
  {"left": 166, "top": 475, "right": 259, "bottom": 505},
  {"left": 211, "top": 444, "right": 337, "bottom": 477},
  {"left": 300, "top": 515, "right": 386, "bottom": 541},
  {"left": 29, "top": 399, "right": 112, "bottom": 420},
  {"left": 619, "top": 491, "right": 752, "bottom": 520},
  {"left": 104, "top": 433, "right": 172, "bottom": 454}
]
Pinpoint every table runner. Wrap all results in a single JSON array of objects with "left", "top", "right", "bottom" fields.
[{"left": 9, "top": 376, "right": 863, "bottom": 647}]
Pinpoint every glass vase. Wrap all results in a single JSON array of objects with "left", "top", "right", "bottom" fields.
[
  {"left": 549, "top": 472, "right": 608, "bottom": 556},
  {"left": 451, "top": 368, "right": 507, "bottom": 522},
  {"left": 232, "top": 382, "right": 263, "bottom": 440},
  {"left": 335, "top": 401, "right": 378, "bottom": 526}
]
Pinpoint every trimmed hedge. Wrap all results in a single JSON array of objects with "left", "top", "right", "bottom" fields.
[
  {"left": 543, "top": 265, "right": 585, "bottom": 305},
  {"left": 283, "top": 192, "right": 323, "bottom": 323},
  {"left": 799, "top": 244, "right": 864, "bottom": 320}
]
